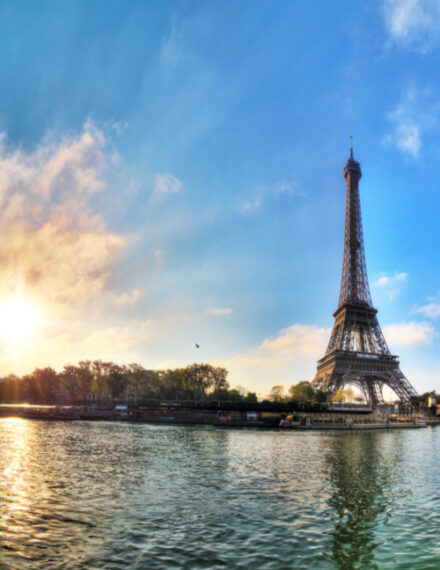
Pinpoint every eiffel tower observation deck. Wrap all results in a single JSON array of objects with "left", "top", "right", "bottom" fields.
[{"left": 312, "top": 146, "right": 418, "bottom": 405}]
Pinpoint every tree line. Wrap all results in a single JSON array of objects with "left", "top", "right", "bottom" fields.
[
  {"left": 267, "top": 383, "right": 439, "bottom": 406},
  {"left": 267, "top": 381, "right": 330, "bottom": 404},
  {"left": 6, "top": 364, "right": 430, "bottom": 407},
  {"left": 0, "top": 361, "right": 261, "bottom": 406}
]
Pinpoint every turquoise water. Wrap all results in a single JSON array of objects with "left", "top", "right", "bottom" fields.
[{"left": 0, "top": 419, "right": 439, "bottom": 569}]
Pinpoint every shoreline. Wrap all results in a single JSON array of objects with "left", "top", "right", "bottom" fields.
[{"left": 0, "top": 404, "right": 438, "bottom": 430}]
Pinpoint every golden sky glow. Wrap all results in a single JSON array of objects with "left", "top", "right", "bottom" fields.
[
  {"left": 0, "top": 296, "right": 40, "bottom": 344},
  {"left": 0, "top": 119, "right": 434, "bottom": 396}
]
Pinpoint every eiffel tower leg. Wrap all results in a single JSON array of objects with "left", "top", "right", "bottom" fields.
[
  {"left": 373, "top": 381, "right": 384, "bottom": 405},
  {"left": 364, "top": 380, "right": 384, "bottom": 406},
  {"left": 385, "top": 371, "right": 417, "bottom": 403}
]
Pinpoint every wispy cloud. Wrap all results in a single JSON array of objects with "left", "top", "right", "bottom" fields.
[
  {"left": 151, "top": 173, "right": 183, "bottom": 203},
  {"left": 258, "top": 324, "right": 330, "bottom": 359},
  {"left": 383, "top": 320, "right": 436, "bottom": 346},
  {"left": 383, "top": 0, "right": 440, "bottom": 53},
  {"left": 160, "top": 14, "right": 184, "bottom": 64},
  {"left": 390, "top": 122, "right": 421, "bottom": 157},
  {"left": 219, "top": 324, "right": 330, "bottom": 392},
  {"left": 382, "top": 86, "right": 440, "bottom": 158},
  {"left": 416, "top": 302, "right": 440, "bottom": 318},
  {"left": 237, "top": 197, "right": 263, "bottom": 214},
  {"left": 111, "top": 288, "right": 144, "bottom": 307},
  {"left": 0, "top": 121, "right": 130, "bottom": 310},
  {"left": 237, "top": 180, "right": 303, "bottom": 215},
  {"left": 383, "top": 90, "right": 424, "bottom": 157},
  {"left": 206, "top": 307, "right": 233, "bottom": 316},
  {"left": 271, "top": 180, "right": 305, "bottom": 197},
  {"left": 374, "top": 272, "right": 407, "bottom": 287},
  {"left": 152, "top": 248, "right": 166, "bottom": 267},
  {"left": 373, "top": 271, "right": 407, "bottom": 300},
  {"left": 0, "top": 122, "right": 154, "bottom": 374}
]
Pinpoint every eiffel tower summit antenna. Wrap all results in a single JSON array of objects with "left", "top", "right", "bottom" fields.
[{"left": 311, "top": 148, "right": 418, "bottom": 405}]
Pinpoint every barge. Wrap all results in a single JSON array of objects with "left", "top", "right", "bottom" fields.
[{"left": 279, "top": 414, "right": 427, "bottom": 430}]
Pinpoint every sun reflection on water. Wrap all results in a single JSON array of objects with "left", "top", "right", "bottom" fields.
[{"left": 0, "top": 418, "right": 33, "bottom": 522}]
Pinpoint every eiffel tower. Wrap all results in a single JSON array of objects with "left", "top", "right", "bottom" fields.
[{"left": 312, "top": 145, "right": 418, "bottom": 405}]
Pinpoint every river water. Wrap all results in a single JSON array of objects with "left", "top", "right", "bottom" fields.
[{"left": 0, "top": 419, "right": 439, "bottom": 569}]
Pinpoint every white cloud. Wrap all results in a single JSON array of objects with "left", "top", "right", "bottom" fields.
[
  {"left": 218, "top": 324, "right": 331, "bottom": 393},
  {"left": 394, "top": 122, "right": 421, "bottom": 157},
  {"left": 238, "top": 197, "right": 263, "bottom": 214},
  {"left": 271, "top": 180, "right": 304, "bottom": 197},
  {"left": 111, "top": 288, "right": 144, "bottom": 307},
  {"left": 374, "top": 272, "right": 407, "bottom": 287},
  {"left": 383, "top": 91, "right": 424, "bottom": 158},
  {"left": 258, "top": 324, "right": 330, "bottom": 359},
  {"left": 0, "top": 122, "right": 131, "bottom": 310},
  {"left": 373, "top": 272, "right": 407, "bottom": 301},
  {"left": 151, "top": 173, "right": 183, "bottom": 203},
  {"left": 237, "top": 179, "right": 303, "bottom": 214},
  {"left": 206, "top": 307, "right": 233, "bottom": 316},
  {"left": 383, "top": 321, "right": 436, "bottom": 346},
  {"left": 0, "top": 120, "right": 107, "bottom": 215},
  {"left": 383, "top": 0, "right": 440, "bottom": 53},
  {"left": 0, "top": 122, "right": 153, "bottom": 375},
  {"left": 416, "top": 302, "right": 440, "bottom": 318}
]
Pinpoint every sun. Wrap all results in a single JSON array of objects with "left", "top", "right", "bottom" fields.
[{"left": 0, "top": 296, "right": 41, "bottom": 343}]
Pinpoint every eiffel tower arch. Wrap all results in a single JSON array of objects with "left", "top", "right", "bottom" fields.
[{"left": 311, "top": 147, "right": 418, "bottom": 406}]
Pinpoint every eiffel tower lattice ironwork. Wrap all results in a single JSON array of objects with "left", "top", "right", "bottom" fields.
[{"left": 311, "top": 147, "right": 418, "bottom": 405}]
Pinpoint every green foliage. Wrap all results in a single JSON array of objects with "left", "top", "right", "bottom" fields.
[
  {"left": 268, "top": 381, "right": 329, "bottom": 404},
  {"left": 288, "top": 381, "right": 315, "bottom": 402},
  {"left": 287, "top": 381, "right": 332, "bottom": 404},
  {"left": 268, "top": 385, "right": 285, "bottom": 402},
  {"left": 0, "top": 361, "right": 232, "bottom": 406},
  {"left": 332, "top": 387, "right": 364, "bottom": 403}
]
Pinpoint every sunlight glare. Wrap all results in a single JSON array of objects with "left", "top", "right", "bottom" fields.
[{"left": 0, "top": 297, "right": 41, "bottom": 343}]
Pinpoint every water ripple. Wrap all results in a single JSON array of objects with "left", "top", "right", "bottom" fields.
[{"left": 0, "top": 420, "right": 439, "bottom": 568}]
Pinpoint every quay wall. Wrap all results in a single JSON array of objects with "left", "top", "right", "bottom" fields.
[{"left": 1, "top": 403, "right": 439, "bottom": 428}]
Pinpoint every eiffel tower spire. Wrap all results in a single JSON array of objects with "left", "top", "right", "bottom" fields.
[
  {"left": 312, "top": 149, "right": 418, "bottom": 405},
  {"left": 338, "top": 146, "right": 373, "bottom": 308}
]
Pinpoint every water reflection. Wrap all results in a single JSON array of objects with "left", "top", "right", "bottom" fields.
[
  {"left": 0, "top": 422, "right": 438, "bottom": 569},
  {"left": 325, "top": 433, "right": 390, "bottom": 569},
  {"left": 1, "top": 418, "right": 33, "bottom": 511},
  {"left": 0, "top": 419, "right": 35, "bottom": 563}
]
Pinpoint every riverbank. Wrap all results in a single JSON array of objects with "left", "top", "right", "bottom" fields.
[{"left": 1, "top": 404, "right": 438, "bottom": 429}]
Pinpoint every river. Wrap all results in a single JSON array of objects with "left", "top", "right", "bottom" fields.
[{"left": 0, "top": 419, "right": 439, "bottom": 569}]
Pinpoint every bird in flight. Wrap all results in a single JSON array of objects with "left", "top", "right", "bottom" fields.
[{"left": 195, "top": 343, "right": 200, "bottom": 348}]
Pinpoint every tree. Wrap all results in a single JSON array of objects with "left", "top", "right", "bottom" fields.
[
  {"left": 244, "top": 391, "right": 258, "bottom": 403},
  {"left": 332, "top": 388, "right": 362, "bottom": 403},
  {"left": 76, "top": 361, "right": 94, "bottom": 400},
  {"left": 314, "top": 390, "right": 328, "bottom": 403},
  {"left": 0, "top": 374, "right": 21, "bottom": 403},
  {"left": 126, "top": 363, "right": 150, "bottom": 405},
  {"left": 90, "top": 360, "right": 108, "bottom": 404},
  {"left": 21, "top": 374, "right": 40, "bottom": 403},
  {"left": 268, "top": 385, "right": 285, "bottom": 402},
  {"left": 185, "top": 364, "right": 229, "bottom": 399},
  {"left": 211, "top": 367, "right": 229, "bottom": 392},
  {"left": 21, "top": 367, "right": 60, "bottom": 403},
  {"left": 105, "top": 365, "right": 127, "bottom": 401},
  {"left": 288, "top": 381, "right": 316, "bottom": 402}
]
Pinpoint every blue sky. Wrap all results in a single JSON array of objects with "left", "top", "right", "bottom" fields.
[{"left": 0, "top": 0, "right": 439, "bottom": 397}]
